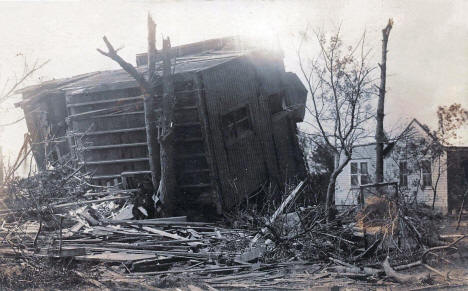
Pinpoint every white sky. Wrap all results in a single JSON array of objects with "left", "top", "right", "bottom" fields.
[{"left": 0, "top": 0, "right": 467, "bottom": 161}]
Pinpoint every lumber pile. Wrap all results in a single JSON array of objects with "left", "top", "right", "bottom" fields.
[{"left": 1, "top": 172, "right": 468, "bottom": 290}]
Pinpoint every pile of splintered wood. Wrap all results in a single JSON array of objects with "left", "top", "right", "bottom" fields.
[{"left": 1, "top": 176, "right": 468, "bottom": 290}]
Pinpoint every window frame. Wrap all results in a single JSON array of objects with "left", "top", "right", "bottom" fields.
[
  {"left": 350, "top": 161, "right": 370, "bottom": 187},
  {"left": 268, "top": 91, "right": 286, "bottom": 115},
  {"left": 399, "top": 160, "right": 409, "bottom": 188},
  {"left": 350, "top": 162, "right": 359, "bottom": 186},
  {"left": 220, "top": 104, "right": 253, "bottom": 145},
  {"left": 420, "top": 159, "right": 432, "bottom": 188}
]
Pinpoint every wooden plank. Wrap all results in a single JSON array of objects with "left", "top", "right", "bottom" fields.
[
  {"left": 127, "top": 265, "right": 250, "bottom": 276},
  {"left": 79, "top": 157, "right": 149, "bottom": 165},
  {"left": 251, "top": 180, "right": 306, "bottom": 245},
  {"left": 141, "top": 227, "right": 187, "bottom": 241},
  {"left": 194, "top": 73, "right": 221, "bottom": 213},
  {"left": 205, "top": 272, "right": 267, "bottom": 283},
  {"left": 0, "top": 196, "right": 131, "bottom": 216},
  {"left": 50, "top": 196, "right": 131, "bottom": 210},
  {"left": 67, "top": 95, "right": 143, "bottom": 108},
  {"left": 105, "top": 219, "right": 210, "bottom": 227},
  {"left": 121, "top": 170, "right": 152, "bottom": 176},
  {"left": 70, "top": 127, "right": 146, "bottom": 136},
  {"left": 71, "top": 110, "right": 144, "bottom": 121},
  {"left": 44, "top": 247, "right": 87, "bottom": 257},
  {"left": 82, "top": 189, "right": 138, "bottom": 197},
  {"left": 90, "top": 174, "right": 121, "bottom": 180},
  {"left": 81, "top": 142, "right": 147, "bottom": 151},
  {"left": 75, "top": 252, "right": 157, "bottom": 263}
]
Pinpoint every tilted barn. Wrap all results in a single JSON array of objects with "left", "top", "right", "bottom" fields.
[{"left": 16, "top": 37, "right": 308, "bottom": 215}]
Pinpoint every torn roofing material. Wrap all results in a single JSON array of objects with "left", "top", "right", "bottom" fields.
[{"left": 17, "top": 50, "right": 251, "bottom": 107}]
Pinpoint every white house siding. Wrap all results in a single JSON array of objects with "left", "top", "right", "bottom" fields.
[
  {"left": 335, "top": 144, "right": 377, "bottom": 206},
  {"left": 335, "top": 120, "right": 450, "bottom": 214},
  {"left": 416, "top": 153, "right": 448, "bottom": 212}
]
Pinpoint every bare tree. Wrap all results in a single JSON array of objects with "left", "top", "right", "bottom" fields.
[
  {"left": 298, "top": 28, "right": 376, "bottom": 218},
  {"left": 0, "top": 57, "right": 49, "bottom": 105},
  {"left": 98, "top": 14, "right": 176, "bottom": 216},
  {"left": 158, "top": 37, "right": 177, "bottom": 216},
  {"left": 375, "top": 19, "right": 393, "bottom": 183}
]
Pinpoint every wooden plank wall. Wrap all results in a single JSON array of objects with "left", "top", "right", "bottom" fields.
[
  {"left": 447, "top": 148, "right": 468, "bottom": 213},
  {"left": 66, "top": 87, "right": 150, "bottom": 184},
  {"left": 22, "top": 91, "right": 69, "bottom": 169},
  {"left": 201, "top": 57, "right": 280, "bottom": 209}
]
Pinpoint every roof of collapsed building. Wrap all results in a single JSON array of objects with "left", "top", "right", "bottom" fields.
[
  {"left": 17, "top": 36, "right": 287, "bottom": 107},
  {"left": 18, "top": 52, "right": 246, "bottom": 104}
]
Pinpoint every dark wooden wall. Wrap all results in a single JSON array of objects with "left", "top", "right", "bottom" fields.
[
  {"left": 66, "top": 87, "right": 150, "bottom": 184},
  {"left": 201, "top": 58, "right": 269, "bottom": 208},
  {"left": 200, "top": 54, "right": 306, "bottom": 209},
  {"left": 23, "top": 91, "right": 69, "bottom": 169},
  {"left": 22, "top": 52, "right": 307, "bottom": 215},
  {"left": 447, "top": 148, "right": 468, "bottom": 213}
]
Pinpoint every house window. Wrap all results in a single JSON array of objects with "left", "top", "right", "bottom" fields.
[
  {"left": 351, "top": 162, "right": 370, "bottom": 186},
  {"left": 399, "top": 161, "right": 408, "bottom": 187},
  {"left": 268, "top": 93, "right": 284, "bottom": 114},
  {"left": 351, "top": 162, "right": 359, "bottom": 186},
  {"left": 421, "top": 160, "right": 432, "bottom": 188},
  {"left": 221, "top": 106, "right": 252, "bottom": 143}
]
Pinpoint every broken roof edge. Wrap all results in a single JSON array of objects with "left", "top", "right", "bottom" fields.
[
  {"left": 135, "top": 35, "right": 283, "bottom": 67},
  {"left": 15, "top": 71, "right": 101, "bottom": 96},
  {"left": 17, "top": 51, "right": 252, "bottom": 102}
]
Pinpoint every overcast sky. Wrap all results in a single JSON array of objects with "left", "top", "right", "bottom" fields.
[{"left": 0, "top": 0, "right": 467, "bottom": 160}]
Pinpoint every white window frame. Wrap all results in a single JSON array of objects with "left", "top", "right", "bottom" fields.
[{"left": 350, "top": 161, "right": 370, "bottom": 187}]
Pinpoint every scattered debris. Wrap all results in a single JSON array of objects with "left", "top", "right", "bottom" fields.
[{"left": 1, "top": 170, "right": 468, "bottom": 290}]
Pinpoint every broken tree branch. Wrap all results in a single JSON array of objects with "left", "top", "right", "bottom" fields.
[
  {"left": 382, "top": 256, "right": 429, "bottom": 284},
  {"left": 250, "top": 180, "right": 307, "bottom": 245},
  {"left": 97, "top": 14, "right": 161, "bottom": 194}
]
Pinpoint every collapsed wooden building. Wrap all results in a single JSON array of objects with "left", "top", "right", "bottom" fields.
[{"left": 16, "top": 37, "right": 308, "bottom": 215}]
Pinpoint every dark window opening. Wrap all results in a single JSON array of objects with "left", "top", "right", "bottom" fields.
[
  {"left": 351, "top": 162, "right": 359, "bottom": 186},
  {"left": 399, "top": 161, "right": 408, "bottom": 187},
  {"left": 221, "top": 106, "right": 252, "bottom": 143},
  {"left": 421, "top": 160, "right": 432, "bottom": 188},
  {"left": 268, "top": 93, "right": 284, "bottom": 114},
  {"left": 360, "top": 162, "right": 370, "bottom": 185}
]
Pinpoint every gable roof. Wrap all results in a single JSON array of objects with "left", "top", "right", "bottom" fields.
[{"left": 400, "top": 118, "right": 437, "bottom": 141}]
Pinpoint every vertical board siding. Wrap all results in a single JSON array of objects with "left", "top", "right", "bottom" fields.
[
  {"left": 447, "top": 148, "right": 468, "bottom": 213},
  {"left": 272, "top": 115, "right": 304, "bottom": 183},
  {"left": 201, "top": 58, "right": 269, "bottom": 209},
  {"left": 22, "top": 91, "right": 70, "bottom": 168}
]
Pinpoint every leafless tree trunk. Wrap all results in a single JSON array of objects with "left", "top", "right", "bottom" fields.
[
  {"left": 145, "top": 16, "right": 161, "bottom": 192},
  {"left": 298, "top": 28, "right": 375, "bottom": 219},
  {"left": 157, "top": 37, "right": 177, "bottom": 216},
  {"left": 375, "top": 19, "right": 393, "bottom": 183},
  {"left": 98, "top": 15, "right": 178, "bottom": 214},
  {"left": 0, "top": 146, "right": 3, "bottom": 185}
]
